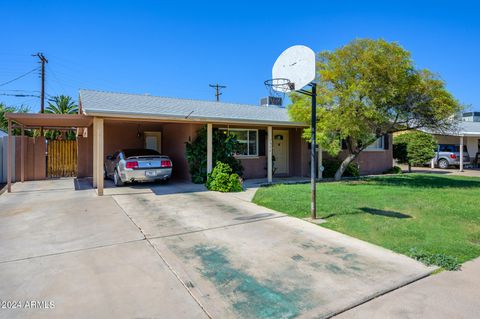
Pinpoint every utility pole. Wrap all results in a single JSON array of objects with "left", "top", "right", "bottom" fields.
[
  {"left": 209, "top": 83, "right": 226, "bottom": 102},
  {"left": 32, "top": 53, "right": 48, "bottom": 113},
  {"left": 32, "top": 52, "right": 48, "bottom": 135}
]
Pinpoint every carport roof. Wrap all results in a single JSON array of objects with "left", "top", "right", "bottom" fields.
[
  {"left": 427, "top": 121, "right": 480, "bottom": 137},
  {"left": 5, "top": 113, "right": 93, "bottom": 128},
  {"left": 79, "top": 89, "right": 306, "bottom": 126}
]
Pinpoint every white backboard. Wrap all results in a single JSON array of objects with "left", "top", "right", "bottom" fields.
[{"left": 272, "top": 45, "right": 316, "bottom": 92}]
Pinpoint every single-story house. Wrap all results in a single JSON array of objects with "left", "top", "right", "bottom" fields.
[
  {"left": 431, "top": 112, "right": 480, "bottom": 170},
  {"left": 5, "top": 89, "right": 393, "bottom": 195}
]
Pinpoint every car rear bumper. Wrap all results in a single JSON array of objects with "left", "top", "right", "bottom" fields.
[
  {"left": 121, "top": 168, "right": 172, "bottom": 182},
  {"left": 449, "top": 159, "right": 471, "bottom": 165}
]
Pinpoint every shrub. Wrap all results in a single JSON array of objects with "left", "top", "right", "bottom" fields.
[
  {"left": 322, "top": 158, "right": 359, "bottom": 178},
  {"left": 393, "top": 131, "right": 436, "bottom": 172},
  {"left": 408, "top": 247, "right": 461, "bottom": 271},
  {"left": 206, "top": 162, "right": 243, "bottom": 192},
  {"left": 383, "top": 166, "right": 403, "bottom": 174},
  {"left": 186, "top": 126, "right": 243, "bottom": 183}
]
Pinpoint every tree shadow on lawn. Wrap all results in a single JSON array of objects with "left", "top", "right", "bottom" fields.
[
  {"left": 322, "top": 207, "right": 412, "bottom": 219},
  {"left": 358, "top": 174, "right": 480, "bottom": 189}
]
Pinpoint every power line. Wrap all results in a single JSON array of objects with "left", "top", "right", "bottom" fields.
[
  {"left": 0, "top": 93, "right": 40, "bottom": 97},
  {"left": 0, "top": 67, "right": 39, "bottom": 87}
]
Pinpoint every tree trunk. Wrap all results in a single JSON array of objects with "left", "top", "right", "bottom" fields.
[
  {"left": 408, "top": 163, "right": 412, "bottom": 173},
  {"left": 334, "top": 153, "right": 358, "bottom": 181}
]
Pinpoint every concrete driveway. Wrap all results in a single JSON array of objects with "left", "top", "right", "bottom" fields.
[{"left": 0, "top": 179, "right": 433, "bottom": 319}]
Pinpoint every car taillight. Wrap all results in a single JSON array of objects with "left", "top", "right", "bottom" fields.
[
  {"left": 450, "top": 154, "right": 457, "bottom": 159},
  {"left": 161, "top": 160, "right": 172, "bottom": 168},
  {"left": 126, "top": 161, "right": 138, "bottom": 169}
]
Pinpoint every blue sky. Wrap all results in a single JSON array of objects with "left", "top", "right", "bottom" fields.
[{"left": 1, "top": 1, "right": 479, "bottom": 112}]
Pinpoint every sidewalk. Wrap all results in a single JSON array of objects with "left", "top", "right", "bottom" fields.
[{"left": 335, "top": 257, "right": 480, "bottom": 319}]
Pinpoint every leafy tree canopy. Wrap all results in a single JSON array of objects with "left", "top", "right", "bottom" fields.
[{"left": 289, "top": 38, "right": 461, "bottom": 179}]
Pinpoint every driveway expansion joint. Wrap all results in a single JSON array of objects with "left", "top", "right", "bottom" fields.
[{"left": 0, "top": 238, "right": 146, "bottom": 265}]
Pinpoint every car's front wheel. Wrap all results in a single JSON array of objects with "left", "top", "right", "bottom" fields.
[
  {"left": 438, "top": 158, "right": 449, "bottom": 169},
  {"left": 114, "top": 170, "right": 125, "bottom": 186}
]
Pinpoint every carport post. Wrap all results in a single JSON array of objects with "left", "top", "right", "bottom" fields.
[
  {"left": 207, "top": 123, "right": 213, "bottom": 174},
  {"left": 21, "top": 126, "right": 25, "bottom": 182},
  {"left": 94, "top": 118, "right": 104, "bottom": 196},
  {"left": 92, "top": 122, "right": 97, "bottom": 188},
  {"left": 7, "top": 119, "right": 12, "bottom": 192},
  {"left": 267, "top": 126, "right": 272, "bottom": 183},
  {"left": 459, "top": 135, "right": 464, "bottom": 172}
]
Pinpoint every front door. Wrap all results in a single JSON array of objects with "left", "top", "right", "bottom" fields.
[
  {"left": 144, "top": 132, "right": 162, "bottom": 153},
  {"left": 273, "top": 130, "right": 289, "bottom": 175}
]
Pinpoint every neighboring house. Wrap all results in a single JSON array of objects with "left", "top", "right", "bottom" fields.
[
  {"left": 430, "top": 112, "right": 480, "bottom": 169},
  {"left": 0, "top": 129, "right": 7, "bottom": 137},
  {"left": 5, "top": 89, "right": 393, "bottom": 195}
]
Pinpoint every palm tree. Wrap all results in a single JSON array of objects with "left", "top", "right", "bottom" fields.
[
  {"left": 45, "top": 95, "right": 78, "bottom": 114},
  {"left": 44, "top": 95, "right": 78, "bottom": 140}
]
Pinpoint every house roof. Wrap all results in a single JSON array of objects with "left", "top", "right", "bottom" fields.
[
  {"left": 0, "top": 129, "right": 7, "bottom": 137},
  {"left": 79, "top": 89, "right": 305, "bottom": 126}
]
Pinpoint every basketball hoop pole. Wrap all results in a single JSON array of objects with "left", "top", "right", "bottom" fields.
[{"left": 298, "top": 82, "right": 317, "bottom": 219}]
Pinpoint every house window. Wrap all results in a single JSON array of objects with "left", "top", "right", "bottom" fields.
[
  {"left": 365, "top": 137, "right": 384, "bottom": 151},
  {"left": 220, "top": 129, "right": 258, "bottom": 156}
]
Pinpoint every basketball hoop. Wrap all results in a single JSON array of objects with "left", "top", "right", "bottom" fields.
[
  {"left": 264, "top": 78, "right": 295, "bottom": 97},
  {"left": 265, "top": 45, "right": 319, "bottom": 220}
]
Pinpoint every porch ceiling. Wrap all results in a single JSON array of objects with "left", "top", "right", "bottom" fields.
[{"left": 5, "top": 113, "right": 93, "bottom": 128}]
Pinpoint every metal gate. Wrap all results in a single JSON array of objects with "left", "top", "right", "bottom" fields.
[{"left": 47, "top": 140, "right": 77, "bottom": 178}]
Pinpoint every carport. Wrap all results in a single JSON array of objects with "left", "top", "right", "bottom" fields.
[
  {"left": 88, "top": 117, "right": 296, "bottom": 196},
  {"left": 4, "top": 113, "right": 93, "bottom": 193}
]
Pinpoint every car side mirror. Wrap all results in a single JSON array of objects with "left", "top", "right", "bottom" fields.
[{"left": 106, "top": 155, "right": 113, "bottom": 161}]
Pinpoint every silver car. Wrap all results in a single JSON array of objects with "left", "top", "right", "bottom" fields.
[
  {"left": 434, "top": 144, "right": 470, "bottom": 169},
  {"left": 104, "top": 149, "right": 173, "bottom": 186}
]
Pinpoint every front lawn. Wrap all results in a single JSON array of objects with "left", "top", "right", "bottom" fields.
[{"left": 253, "top": 174, "right": 480, "bottom": 267}]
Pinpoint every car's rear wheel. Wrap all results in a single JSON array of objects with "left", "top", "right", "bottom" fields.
[
  {"left": 114, "top": 170, "right": 125, "bottom": 186},
  {"left": 438, "top": 158, "right": 449, "bottom": 169}
]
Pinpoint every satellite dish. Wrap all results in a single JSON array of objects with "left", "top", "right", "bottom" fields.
[{"left": 270, "top": 45, "right": 316, "bottom": 93}]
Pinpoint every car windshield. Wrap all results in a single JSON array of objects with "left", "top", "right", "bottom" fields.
[{"left": 123, "top": 149, "right": 160, "bottom": 158}]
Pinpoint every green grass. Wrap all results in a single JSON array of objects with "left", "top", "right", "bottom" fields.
[{"left": 253, "top": 174, "right": 480, "bottom": 266}]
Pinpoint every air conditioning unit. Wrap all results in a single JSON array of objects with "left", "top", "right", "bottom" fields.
[{"left": 260, "top": 96, "right": 283, "bottom": 107}]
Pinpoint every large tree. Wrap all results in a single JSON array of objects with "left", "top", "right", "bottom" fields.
[{"left": 289, "top": 39, "right": 461, "bottom": 180}]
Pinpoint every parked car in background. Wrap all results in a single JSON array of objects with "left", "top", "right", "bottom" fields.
[
  {"left": 434, "top": 144, "right": 470, "bottom": 169},
  {"left": 104, "top": 149, "right": 172, "bottom": 186}
]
